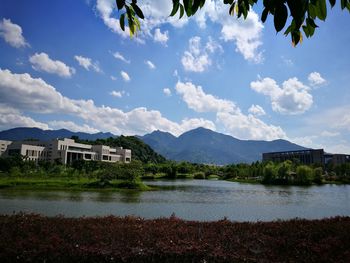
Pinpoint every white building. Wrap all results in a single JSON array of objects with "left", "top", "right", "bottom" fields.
[{"left": 1, "top": 138, "right": 131, "bottom": 164}]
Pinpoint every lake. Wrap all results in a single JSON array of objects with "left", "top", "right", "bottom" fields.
[{"left": 0, "top": 180, "right": 349, "bottom": 221}]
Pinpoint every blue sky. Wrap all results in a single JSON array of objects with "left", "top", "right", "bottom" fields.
[{"left": 0, "top": 0, "right": 349, "bottom": 153}]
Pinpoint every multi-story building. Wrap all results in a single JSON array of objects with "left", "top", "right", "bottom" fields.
[
  {"left": 0, "top": 140, "right": 12, "bottom": 156},
  {"left": 262, "top": 149, "right": 325, "bottom": 165},
  {"left": 262, "top": 149, "right": 350, "bottom": 166},
  {"left": 1, "top": 138, "right": 131, "bottom": 164}
]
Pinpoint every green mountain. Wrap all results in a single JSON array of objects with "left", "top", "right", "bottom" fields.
[{"left": 141, "top": 127, "right": 307, "bottom": 164}]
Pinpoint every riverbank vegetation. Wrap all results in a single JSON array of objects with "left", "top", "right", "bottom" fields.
[
  {"left": 0, "top": 213, "right": 349, "bottom": 262},
  {"left": 0, "top": 154, "right": 349, "bottom": 190}
]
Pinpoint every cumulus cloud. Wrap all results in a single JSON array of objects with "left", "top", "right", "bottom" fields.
[
  {"left": 250, "top": 77, "right": 313, "bottom": 115},
  {"left": 110, "top": 75, "right": 117, "bottom": 81},
  {"left": 49, "top": 120, "right": 99, "bottom": 133},
  {"left": 95, "top": 0, "right": 130, "bottom": 38},
  {"left": 29, "top": 52, "right": 75, "bottom": 78},
  {"left": 145, "top": 60, "right": 156, "bottom": 69},
  {"left": 113, "top": 52, "right": 130, "bottom": 63},
  {"left": 248, "top": 104, "right": 266, "bottom": 116},
  {"left": 95, "top": 0, "right": 263, "bottom": 62},
  {"left": 163, "top": 88, "right": 171, "bottom": 96},
  {"left": 0, "top": 68, "right": 214, "bottom": 136},
  {"left": 0, "top": 105, "right": 49, "bottom": 130},
  {"left": 0, "top": 18, "right": 29, "bottom": 48},
  {"left": 120, "top": 71, "right": 130, "bottom": 82},
  {"left": 193, "top": 1, "right": 264, "bottom": 63},
  {"left": 176, "top": 81, "right": 286, "bottom": 140},
  {"left": 176, "top": 81, "right": 235, "bottom": 113},
  {"left": 181, "top": 36, "right": 222, "bottom": 72},
  {"left": 153, "top": 28, "right": 169, "bottom": 45},
  {"left": 110, "top": 90, "right": 124, "bottom": 98},
  {"left": 308, "top": 72, "right": 326, "bottom": 87},
  {"left": 74, "top": 55, "right": 101, "bottom": 72}
]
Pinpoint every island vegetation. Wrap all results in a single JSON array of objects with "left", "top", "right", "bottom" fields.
[{"left": 0, "top": 151, "right": 349, "bottom": 191}]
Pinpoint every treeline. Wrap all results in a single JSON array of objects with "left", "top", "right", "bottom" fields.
[{"left": 1, "top": 155, "right": 349, "bottom": 186}]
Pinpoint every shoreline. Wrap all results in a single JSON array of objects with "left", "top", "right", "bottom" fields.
[{"left": 1, "top": 214, "right": 349, "bottom": 262}]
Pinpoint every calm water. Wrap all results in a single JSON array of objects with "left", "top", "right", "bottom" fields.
[{"left": 0, "top": 180, "right": 349, "bottom": 221}]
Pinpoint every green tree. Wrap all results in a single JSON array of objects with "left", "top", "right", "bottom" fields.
[
  {"left": 115, "top": 0, "right": 350, "bottom": 45},
  {"left": 296, "top": 165, "right": 314, "bottom": 185}
]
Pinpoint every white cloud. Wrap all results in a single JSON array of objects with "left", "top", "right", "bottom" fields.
[
  {"left": 320, "top": 131, "right": 340, "bottom": 137},
  {"left": 113, "top": 52, "right": 130, "bottom": 63},
  {"left": 95, "top": 0, "right": 130, "bottom": 38},
  {"left": 145, "top": 60, "right": 156, "bottom": 69},
  {"left": 74, "top": 55, "right": 101, "bottom": 72},
  {"left": 110, "top": 75, "right": 117, "bottom": 81},
  {"left": 0, "top": 68, "right": 215, "bottom": 136},
  {"left": 181, "top": 36, "right": 221, "bottom": 72},
  {"left": 176, "top": 81, "right": 235, "bottom": 113},
  {"left": 110, "top": 90, "right": 124, "bottom": 98},
  {"left": 0, "top": 105, "right": 49, "bottom": 130},
  {"left": 29, "top": 52, "right": 75, "bottom": 78},
  {"left": 248, "top": 104, "right": 266, "bottom": 116},
  {"left": 193, "top": 1, "right": 263, "bottom": 63},
  {"left": 308, "top": 72, "right": 326, "bottom": 87},
  {"left": 163, "top": 88, "right": 171, "bottom": 96},
  {"left": 95, "top": 0, "right": 262, "bottom": 63},
  {"left": 153, "top": 28, "right": 169, "bottom": 45},
  {"left": 0, "top": 18, "right": 29, "bottom": 48},
  {"left": 176, "top": 81, "right": 286, "bottom": 140},
  {"left": 250, "top": 77, "right": 313, "bottom": 115},
  {"left": 309, "top": 105, "right": 350, "bottom": 132},
  {"left": 120, "top": 71, "right": 130, "bottom": 82},
  {"left": 49, "top": 120, "right": 99, "bottom": 134}
]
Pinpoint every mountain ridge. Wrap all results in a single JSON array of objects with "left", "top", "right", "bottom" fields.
[{"left": 140, "top": 127, "right": 308, "bottom": 164}]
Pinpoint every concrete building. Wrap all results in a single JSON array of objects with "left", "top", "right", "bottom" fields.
[
  {"left": 0, "top": 140, "right": 12, "bottom": 156},
  {"left": 1, "top": 138, "right": 131, "bottom": 164},
  {"left": 262, "top": 149, "right": 325, "bottom": 165},
  {"left": 263, "top": 149, "right": 350, "bottom": 166}
]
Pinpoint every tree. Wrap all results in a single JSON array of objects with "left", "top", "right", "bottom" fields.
[{"left": 115, "top": 0, "right": 350, "bottom": 45}]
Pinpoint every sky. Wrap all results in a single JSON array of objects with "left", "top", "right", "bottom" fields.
[{"left": 0, "top": 0, "right": 349, "bottom": 154}]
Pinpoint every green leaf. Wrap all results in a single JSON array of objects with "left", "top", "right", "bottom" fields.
[
  {"left": 316, "top": 0, "right": 327, "bottom": 20},
  {"left": 261, "top": 8, "right": 269, "bottom": 23},
  {"left": 184, "top": 0, "right": 193, "bottom": 16},
  {"left": 341, "top": 0, "right": 346, "bottom": 9},
  {"left": 229, "top": 3, "right": 236, "bottom": 15},
  {"left": 179, "top": 4, "right": 185, "bottom": 18},
  {"left": 119, "top": 13, "right": 125, "bottom": 31},
  {"left": 306, "top": 17, "right": 318, "bottom": 28},
  {"left": 224, "top": 0, "right": 234, "bottom": 4},
  {"left": 329, "top": 0, "right": 336, "bottom": 7},
  {"left": 170, "top": 1, "right": 180, "bottom": 16},
  {"left": 131, "top": 3, "right": 144, "bottom": 19},
  {"left": 291, "top": 30, "right": 301, "bottom": 46},
  {"left": 116, "top": 0, "right": 125, "bottom": 10},
  {"left": 199, "top": 0, "right": 206, "bottom": 8},
  {"left": 192, "top": 0, "right": 201, "bottom": 13},
  {"left": 274, "top": 4, "right": 288, "bottom": 32}
]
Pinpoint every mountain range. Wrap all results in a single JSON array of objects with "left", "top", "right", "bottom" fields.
[
  {"left": 140, "top": 127, "right": 307, "bottom": 164},
  {"left": 0, "top": 127, "right": 115, "bottom": 141},
  {"left": 0, "top": 127, "right": 307, "bottom": 164}
]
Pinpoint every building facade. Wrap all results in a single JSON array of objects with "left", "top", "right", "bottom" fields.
[
  {"left": 263, "top": 149, "right": 350, "bottom": 166},
  {"left": 1, "top": 138, "right": 131, "bottom": 164},
  {"left": 262, "top": 149, "right": 325, "bottom": 165}
]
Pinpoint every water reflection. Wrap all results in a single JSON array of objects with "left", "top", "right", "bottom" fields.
[{"left": 0, "top": 180, "right": 349, "bottom": 221}]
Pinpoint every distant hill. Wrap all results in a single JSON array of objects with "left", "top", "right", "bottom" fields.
[
  {"left": 0, "top": 127, "right": 115, "bottom": 141},
  {"left": 140, "top": 127, "right": 307, "bottom": 164}
]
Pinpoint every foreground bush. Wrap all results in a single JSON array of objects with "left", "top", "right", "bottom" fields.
[{"left": 0, "top": 214, "right": 349, "bottom": 262}]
